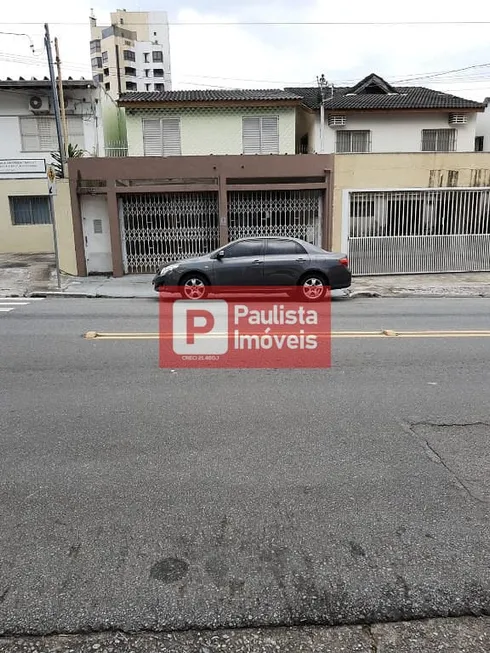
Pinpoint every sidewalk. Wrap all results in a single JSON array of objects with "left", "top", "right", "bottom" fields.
[
  {"left": 2, "top": 254, "right": 490, "bottom": 299},
  {"left": 0, "top": 616, "right": 489, "bottom": 652},
  {"left": 31, "top": 270, "right": 490, "bottom": 299}
]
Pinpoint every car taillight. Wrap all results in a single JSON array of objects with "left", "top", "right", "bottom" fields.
[{"left": 339, "top": 256, "right": 349, "bottom": 267}]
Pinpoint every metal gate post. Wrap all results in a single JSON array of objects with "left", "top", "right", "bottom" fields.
[
  {"left": 218, "top": 173, "right": 229, "bottom": 247},
  {"left": 107, "top": 184, "right": 124, "bottom": 277}
]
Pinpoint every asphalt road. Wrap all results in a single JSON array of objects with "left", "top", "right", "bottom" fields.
[{"left": 0, "top": 296, "right": 490, "bottom": 636}]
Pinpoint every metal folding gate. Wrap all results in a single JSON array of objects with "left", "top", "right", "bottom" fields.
[
  {"left": 348, "top": 188, "right": 490, "bottom": 275},
  {"left": 228, "top": 190, "right": 323, "bottom": 245},
  {"left": 120, "top": 193, "right": 220, "bottom": 273}
]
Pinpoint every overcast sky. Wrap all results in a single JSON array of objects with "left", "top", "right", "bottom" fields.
[{"left": 1, "top": 0, "right": 490, "bottom": 100}]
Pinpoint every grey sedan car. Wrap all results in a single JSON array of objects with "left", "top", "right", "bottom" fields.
[{"left": 152, "top": 236, "right": 351, "bottom": 301}]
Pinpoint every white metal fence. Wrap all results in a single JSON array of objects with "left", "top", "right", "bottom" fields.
[
  {"left": 228, "top": 190, "right": 323, "bottom": 245},
  {"left": 347, "top": 188, "right": 490, "bottom": 275}
]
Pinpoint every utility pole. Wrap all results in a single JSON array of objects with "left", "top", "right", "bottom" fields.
[
  {"left": 54, "top": 37, "right": 69, "bottom": 160},
  {"left": 44, "top": 23, "right": 64, "bottom": 289},
  {"left": 317, "top": 74, "right": 332, "bottom": 154}
]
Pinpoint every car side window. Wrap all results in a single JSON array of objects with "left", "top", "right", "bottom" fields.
[
  {"left": 224, "top": 240, "right": 264, "bottom": 258},
  {"left": 266, "top": 240, "right": 307, "bottom": 256}
]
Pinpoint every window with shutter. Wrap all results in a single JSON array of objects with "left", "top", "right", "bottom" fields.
[
  {"left": 67, "top": 117, "right": 85, "bottom": 148},
  {"left": 162, "top": 118, "right": 181, "bottom": 156},
  {"left": 143, "top": 119, "right": 163, "bottom": 156},
  {"left": 260, "top": 117, "right": 279, "bottom": 154},
  {"left": 19, "top": 117, "right": 40, "bottom": 151},
  {"left": 242, "top": 116, "right": 278, "bottom": 154},
  {"left": 242, "top": 117, "right": 261, "bottom": 154},
  {"left": 37, "top": 118, "right": 58, "bottom": 151},
  {"left": 143, "top": 118, "right": 181, "bottom": 156}
]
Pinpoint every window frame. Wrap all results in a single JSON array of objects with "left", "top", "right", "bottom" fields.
[
  {"left": 123, "top": 49, "right": 135, "bottom": 62},
  {"left": 19, "top": 116, "right": 85, "bottom": 152},
  {"left": 142, "top": 117, "right": 181, "bottom": 156},
  {"left": 9, "top": 196, "right": 51, "bottom": 226},
  {"left": 421, "top": 128, "right": 457, "bottom": 152},
  {"left": 335, "top": 130, "right": 371, "bottom": 154},
  {"left": 152, "top": 50, "right": 163, "bottom": 63},
  {"left": 242, "top": 116, "right": 280, "bottom": 155},
  {"left": 101, "top": 51, "right": 109, "bottom": 63},
  {"left": 90, "top": 39, "right": 101, "bottom": 54}
]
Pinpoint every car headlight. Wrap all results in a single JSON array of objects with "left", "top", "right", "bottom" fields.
[{"left": 160, "top": 263, "right": 179, "bottom": 275}]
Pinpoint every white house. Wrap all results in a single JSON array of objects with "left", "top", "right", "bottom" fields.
[
  {"left": 287, "top": 74, "right": 486, "bottom": 154},
  {"left": 0, "top": 77, "right": 103, "bottom": 254}
]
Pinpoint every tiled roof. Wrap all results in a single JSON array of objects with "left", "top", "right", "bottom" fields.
[
  {"left": 286, "top": 83, "right": 485, "bottom": 111},
  {"left": 118, "top": 88, "right": 302, "bottom": 104}
]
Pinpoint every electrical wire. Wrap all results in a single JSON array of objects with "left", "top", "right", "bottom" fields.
[{"left": 2, "top": 20, "right": 490, "bottom": 26}]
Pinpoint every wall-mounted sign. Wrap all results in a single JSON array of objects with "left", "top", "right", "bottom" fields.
[{"left": 0, "top": 159, "right": 46, "bottom": 177}]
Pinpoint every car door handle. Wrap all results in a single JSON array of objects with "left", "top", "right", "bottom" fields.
[
  {"left": 296, "top": 257, "right": 306, "bottom": 261},
  {"left": 252, "top": 259, "right": 261, "bottom": 264}
]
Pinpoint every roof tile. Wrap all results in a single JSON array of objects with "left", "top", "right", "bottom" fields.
[
  {"left": 119, "top": 88, "right": 302, "bottom": 104},
  {"left": 285, "top": 84, "right": 485, "bottom": 111}
]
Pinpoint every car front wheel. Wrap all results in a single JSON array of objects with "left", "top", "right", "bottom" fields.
[{"left": 179, "top": 274, "right": 209, "bottom": 300}]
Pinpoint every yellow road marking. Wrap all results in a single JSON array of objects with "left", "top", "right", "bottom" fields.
[{"left": 84, "top": 330, "right": 490, "bottom": 340}]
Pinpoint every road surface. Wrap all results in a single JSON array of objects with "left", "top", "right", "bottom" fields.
[{"left": 0, "top": 296, "right": 489, "bottom": 635}]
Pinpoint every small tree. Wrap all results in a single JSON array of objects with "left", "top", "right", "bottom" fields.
[{"left": 51, "top": 143, "right": 85, "bottom": 178}]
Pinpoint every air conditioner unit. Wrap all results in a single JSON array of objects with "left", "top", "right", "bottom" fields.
[
  {"left": 328, "top": 114, "right": 346, "bottom": 127},
  {"left": 449, "top": 113, "right": 467, "bottom": 125},
  {"left": 28, "top": 95, "right": 49, "bottom": 113},
  {"left": 64, "top": 98, "right": 76, "bottom": 114}
]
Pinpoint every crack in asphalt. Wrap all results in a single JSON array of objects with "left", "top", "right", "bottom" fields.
[{"left": 409, "top": 421, "right": 490, "bottom": 504}]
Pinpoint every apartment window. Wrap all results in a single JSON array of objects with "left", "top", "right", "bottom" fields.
[
  {"left": 153, "top": 69, "right": 164, "bottom": 78},
  {"left": 144, "top": 69, "right": 150, "bottom": 77},
  {"left": 145, "top": 83, "right": 151, "bottom": 91},
  {"left": 103, "top": 68, "right": 109, "bottom": 76},
  {"left": 421, "top": 129, "right": 456, "bottom": 152},
  {"left": 91, "top": 57, "right": 102, "bottom": 69},
  {"left": 20, "top": 116, "right": 84, "bottom": 151},
  {"left": 90, "top": 39, "right": 101, "bottom": 54},
  {"left": 242, "top": 116, "right": 279, "bottom": 154},
  {"left": 336, "top": 130, "right": 371, "bottom": 153},
  {"left": 126, "top": 81, "right": 137, "bottom": 91},
  {"left": 125, "top": 67, "right": 136, "bottom": 76},
  {"left": 144, "top": 52, "right": 149, "bottom": 63},
  {"left": 93, "top": 73, "right": 104, "bottom": 83},
  {"left": 102, "top": 51, "right": 109, "bottom": 63},
  {"left": 152, "top": 51, "right": 163, "bottom": 63},
  {"left": 143, "top": 118, "right": 181, "bottom": 156},
  {"left": 475, "top": 136, "right": 484, "bottom": 151},
  {"left": 105, "top": 82, "right": 110, "bottom": 91},
  {"left": 154, "top": 83, "right": 165, "bottom": 92},
  {"left": 9, "top": 196, "right": 51, "bottom": 225},
  {"left": 123, "top": 49, "right": 135, "bottom": 61}
]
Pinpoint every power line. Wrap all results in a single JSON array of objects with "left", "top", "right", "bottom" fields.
[{"left": 2, "top": 20, "right": 490, "bottom": 26}]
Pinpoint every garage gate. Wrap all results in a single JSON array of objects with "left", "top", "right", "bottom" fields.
[
  {"left": 348, "top": 188, "right": 490, "bottom": 275},
  {"left": 228, "top": 190, "right": 323, "bottom": 246},
  {"left": 120, "top": 193, "right": 220, "bottom": 274}
]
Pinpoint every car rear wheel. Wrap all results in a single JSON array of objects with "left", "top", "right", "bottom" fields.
[
  {"left": 299, "top": 274, "right": 328, "bottom": 302},
  {"left": 180, "top": 274, "right": 209, "bottom": 300}
]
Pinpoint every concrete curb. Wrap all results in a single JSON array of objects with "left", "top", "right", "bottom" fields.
[{"left": 7, "top": 288, "right": 490, "bottom": 300}]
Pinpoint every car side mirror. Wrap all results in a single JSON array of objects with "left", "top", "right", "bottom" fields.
[{"left": 216, "top": 250, "right": 225, "bottom": 260}]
